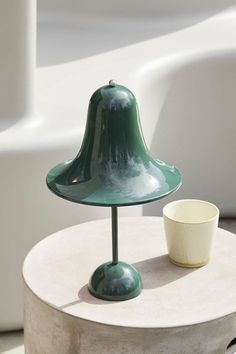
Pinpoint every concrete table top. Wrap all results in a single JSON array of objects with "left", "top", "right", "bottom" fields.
[{"left": 23, "top": 217, "right": 236, "bottom": 329}]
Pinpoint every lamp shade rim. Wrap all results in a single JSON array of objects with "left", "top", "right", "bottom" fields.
[
  {"left": 46, "top": 82, "right": 182, "bottom": 208},
  {"left": 46, "top": 167, "right": 182, "bottom": 207}
]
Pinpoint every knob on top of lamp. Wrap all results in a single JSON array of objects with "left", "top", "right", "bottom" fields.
[{"left": 46, "top": 81, "right": 181, "bottom": 207}]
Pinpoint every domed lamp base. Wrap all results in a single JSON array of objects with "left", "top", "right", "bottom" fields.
[{"left": 88, "top": 261, "right": 142, "bottom": 301}]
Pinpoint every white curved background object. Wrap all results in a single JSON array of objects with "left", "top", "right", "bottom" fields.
[
  {"left": 0, "top": 0, "right": 236, "bottom": 330},
  {"left": 139, "top": 50, "right": 236, "bottom": 216}
]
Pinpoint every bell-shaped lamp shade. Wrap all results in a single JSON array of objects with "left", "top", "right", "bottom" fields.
[
  {"left": 47, "top": 82, "right": 181, "bottom": 206},
  {"left": 46, "top": 81, "right": 182, "bottom": 301}
]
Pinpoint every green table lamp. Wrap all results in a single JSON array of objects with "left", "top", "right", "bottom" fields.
[{"left": 46, "top": 80, "right": 182, "bottom": 301}]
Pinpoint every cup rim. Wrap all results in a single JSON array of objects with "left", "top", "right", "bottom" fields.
[{"left": 163, "top": 199, "right": 220, "bottom": 225}]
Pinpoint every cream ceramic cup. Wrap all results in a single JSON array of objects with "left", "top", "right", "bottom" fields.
[{"left": 163, "top": 199, "right": 219, "bottom": 267}]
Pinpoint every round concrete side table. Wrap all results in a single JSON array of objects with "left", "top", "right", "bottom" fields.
[{"left": 23, "top": 217, "right": 236, "bottom": 354}]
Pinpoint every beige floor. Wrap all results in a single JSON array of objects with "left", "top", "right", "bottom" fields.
[{"left": 0, "top": 219, "right": 236, "bottom": 354}]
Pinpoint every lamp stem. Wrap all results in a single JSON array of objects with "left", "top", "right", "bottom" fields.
[{"left": 111, "top": 206, "right": 118, "bottom": 264}]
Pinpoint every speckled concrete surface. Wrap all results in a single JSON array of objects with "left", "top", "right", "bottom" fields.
[
  {"left": 23, "top": 217, "right": 236, "bottom": 353},
  {"left": 0, "top": 331, "right": 236, "bottom": 353},
  {"left": 0, "top": 219, "right": 235, "bottom": 353}
]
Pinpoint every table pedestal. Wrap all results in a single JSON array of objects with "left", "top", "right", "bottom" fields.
[{"left": 23, "top": 217, "right": 236, "bottom": 354}]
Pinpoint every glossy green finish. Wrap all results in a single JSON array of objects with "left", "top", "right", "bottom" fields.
[
  {"left": 46, "top": 83, "right": 182, "bottom": 207},
  {"left": 88, "top": 261, "right": 142, "bottom": 301},
  {"left": 88, "top": 206, "right": 143, "bottom": 301},
  {"left": 46, "top": 82, "right": 182, "bottom": 301},
  {"left": 112, "top": 207, "right": 118, "bottom": 264}
]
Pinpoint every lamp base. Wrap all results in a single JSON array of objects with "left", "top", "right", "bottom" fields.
[{"left": 88, "top": 261, "right": 142, "bottom": 301}]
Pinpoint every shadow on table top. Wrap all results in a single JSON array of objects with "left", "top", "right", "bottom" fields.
[{"left": 133, "top": 255, "right": 197, "bottom": 289}]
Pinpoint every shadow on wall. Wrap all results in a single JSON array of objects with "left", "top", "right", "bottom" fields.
[
  {"left": 37, "top": 0, "right": 236, "bottom": 66},
  {"left": 143, "top": 50, "right": 236, "bottom": 217},
  {"left": 0, "top": 331, "right": 23, "bottom": 353}
]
